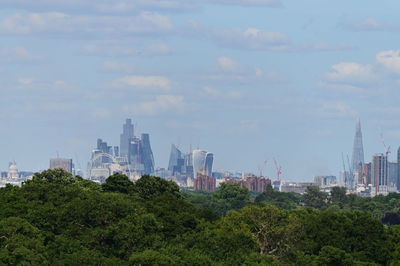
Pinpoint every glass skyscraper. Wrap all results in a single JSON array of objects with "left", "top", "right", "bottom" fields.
[
  {"left": 193, "top": 150, "right": 214, "bottom": 178},
  {"left": 120, "top": 119, "right": 134, "bottom": 159},
  {"left": 351, "top": 120, "right": 364, "bottom": 172}
]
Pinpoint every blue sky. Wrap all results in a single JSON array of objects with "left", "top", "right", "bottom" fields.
[{"left": 1, "top": 0, "right": 400, "bottom": 180}]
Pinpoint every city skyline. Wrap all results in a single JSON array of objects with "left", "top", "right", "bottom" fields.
[
  {"left": 2, "top": 118, "right": 400, "bottom": 184},
  {"left": 2, "top": 1, "right": 400, "bottom": 180}
]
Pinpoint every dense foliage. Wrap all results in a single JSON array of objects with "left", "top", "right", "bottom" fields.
[{"left": 1, "top": 170, "right": 400, "bottom": 265}]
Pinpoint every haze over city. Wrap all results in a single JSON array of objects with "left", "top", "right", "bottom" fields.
[{"left": 1, "top": 0, "right": 400, "bottom": 181}]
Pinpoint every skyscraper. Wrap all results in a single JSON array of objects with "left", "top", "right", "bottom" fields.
[
  {"left": 141, "top": 133, "right": 155, "bottom": 175},
  {"left": 50, "top": 158, "right": 73, "bottom": 173},
  {"left": 120, "top": 119, "right": 134, "bottom": 159},
  {"left": 193, "top": 150, "right": 214, "bottom": 178},
  {"left": 372, "top": 153, "right": 388, "bottom": 194},
  {"left": 205, "top": 153, "right": 214, "bottom": 177},
  {"left": 351, "top": 120, "right": 364, "bottom": 172},
  {"left": 168, "top": 144, "right": 183, "bottom": 174},
  {"left": 193, "top": 150, "right": 207, "bottom": 178}
]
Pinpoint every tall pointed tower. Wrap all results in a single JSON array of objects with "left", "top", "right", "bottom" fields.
[{"left": 351, "top": 120, "right": 365, "bottom": 172}]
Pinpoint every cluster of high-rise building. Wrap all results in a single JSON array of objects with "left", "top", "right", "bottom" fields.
[
  {"left": 342, "top": 120, "right": 400, "bottom": 196},
  {"left": 87, "top": 119, "right": 155, "bottom": 183}
]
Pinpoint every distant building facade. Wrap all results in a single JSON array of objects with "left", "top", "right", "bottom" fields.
[
  {"left": 120, "top": 119, "right": 134, "bottom": 159},
  {"left": 50, "top": 158, "right": 73, "bottom": 173},
  {"left": 314, "top": 176, "right": 337, "bottom": 188},
  {"left": 372, "top": 153, "right": 388, "bottom": 194},
  {"left": 194, "top": 174, "right": 216, "bottom": 191}
]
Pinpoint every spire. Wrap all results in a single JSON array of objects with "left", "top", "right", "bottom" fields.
[{"left": 351, "top": 119, "right": 364, "bottom": 172}]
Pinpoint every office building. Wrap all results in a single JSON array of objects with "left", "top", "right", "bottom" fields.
[
  {"left": 50, "top": 158, "right": 73, "bottom": 173},
  {"left": 193, "top": 150, "right": 214, "bottom": 178},
  {"left": 120, "top": 119, "right": 134, "bottom": 159},
  {"left": 141, "top": 133, "right": 155, "bottom": 175}
]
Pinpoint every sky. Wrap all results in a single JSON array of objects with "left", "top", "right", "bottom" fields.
[{"left": 1, "top": 0, "right": 400, "bottom": 181}]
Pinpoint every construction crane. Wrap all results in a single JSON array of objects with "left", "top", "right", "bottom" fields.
[
  {"left": 341, "top": 152, "right": 348, "bottom": 187},
  {"left": 347, "top": 154, "right": 354, "bottom": 190},
  {"left": 257, "top": 159, "right": 268, "bottom": 177},
  {"left": 380, "top": 133, "right": 391, "bottom": 157},
  {"left": 273, "top": 158, "right": 282, "bottom": 181}
]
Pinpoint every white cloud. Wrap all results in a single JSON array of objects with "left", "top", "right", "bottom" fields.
[
  {"left": 82, "top": 41, "right": 173, "bottom": 57},
  {"left": 324, "top": 62, "right": 377, "bottom": 84},
  {"left": 346, "top": 17, "right": 400, "bottom": 32},
  {"left": 210, "top": 0, "right": 282, "bottom": 7},
  {"left": 0, "top": 12, "right": 173, "bottom": 36},
  {"left": 0, "top": 46, "right": 41, "bottom": 63},
  {"left": 203, "top": 56, "right": 287, "bottom": 84},
  {"left": 348, "top": 17, "right": 388, "bottom": 31},
  {"left": 112, "top": 76, "right": 172, "bottom": 91},
  {"left": 319, "top": 102, "right": 358, "bottom": 118},
  {"left": 0, "top": 0, "right": 283, "bottom": 13},
  {"left": 123, "top": 94, "right": 185, "bottom": 115},
  {"left": 100, "top": 61, "right": 135, "bottom": 73},
  {"left": 376, "top": 50, "right": 400, "bottom": 74},
  {"left": 217, "top": 56, "right": 239, "bottom": 71},
  {"left": 203, "top": 86, "right": 243, "bottom": 99},
  {"left": 213, "top": 27, "right": 290, "bottom": 51}
]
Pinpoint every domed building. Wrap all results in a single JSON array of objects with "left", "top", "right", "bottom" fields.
[{"left": 8, "top": 161, "right": 20, "bottom": 179}]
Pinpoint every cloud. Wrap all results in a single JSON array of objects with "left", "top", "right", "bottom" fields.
[
  {"left": 0, "top": 12, "right": 173, "bottom": 37},
  {"left": 112, "top": 76, "right": 172, "bottom": 91},
  {"left": 100, "top": 61, "right": 135, "bottom": 73},
  {"left": 203, "top": 86, "right": 243, "bottom": 99},
  {"left": 324, "top": 62, "right": 377, "bottom": 84},
  {"left": 207, "top": 0, "right": 283, "bottom": 7},
  {"left": 202, "top": 56, "right": 287, "bottom": 84},
  {"left": 82, "top": 41, "right": 173, "bottom": 57},
  {"left": 346, "top": 17, "right": 399, "bottom": 32},
  {"left": 213, "top": 27, "right": 290, "bottom": 51},
  {"left": 217, "top": 56, "right": 239, "bottom": 71},
  {"left": 0, "top": 0, "right": 283, "bottom": 13},
  {"left": 376, "top": 50, "right": 400, "bottom": 74},
  {"left": 197, "top": 25, "right": 351, "bottom": 53},
  {"left": 123, "top": 94, "right": 185, "bottom": 115},
  {"left": 0, "top": 46, "right": 41, "bottom": 63},
  {"left": 319, "top": 102, "right": 358, "bottom": 118}
]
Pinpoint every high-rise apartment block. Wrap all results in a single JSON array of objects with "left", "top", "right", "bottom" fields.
[
  {"left": 372, "top": 153, "right": 388, "bottom": 194},
  {"left": 194, "top": 174, "right": 216, "bottom": 191}
]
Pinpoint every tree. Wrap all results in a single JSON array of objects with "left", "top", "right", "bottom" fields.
[
  {"left": 316, "top": 246, "right": 354, "bottom": 266},
  {"left": 102, "top": 173, "right": 134, "bottom": 194},
  {"left": 133, "top": 175, "right": 181, "bottom": 200},
  {"left": 129, "top": 250, "right": 174, "bottom": 266},
  {"left": 330, "top": 187, "right": 347, "bottom": 205},
  {"left": 27, "top": 168, "right": 76, "bottom": 185},
  {"left": 224, "top": 205, "right": 302, "bottom": 258},
  {"left": 212, "top": 183, "right": 251, "bottom": 215},
  {"left": 303, "top": 186, "right": 328, "bottom": 208},
  {"left": 0, "top": 217, "right": 47, "bottom": 265}
]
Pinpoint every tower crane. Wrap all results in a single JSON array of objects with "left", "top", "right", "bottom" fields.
[
  {"left": 273, "top": 158, "right": 282, "bottom": 181},
  {"left": 380, "top": 133, "right": 391, "bottom": 157},
  {"left": 257, "top": 159, "right": 268, "bottom": 177}
]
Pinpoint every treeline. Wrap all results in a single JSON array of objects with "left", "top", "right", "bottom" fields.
[{"left": 1, "top": 169, "right": 400, "bottom": 265}]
